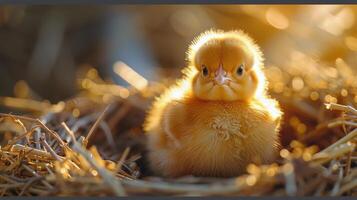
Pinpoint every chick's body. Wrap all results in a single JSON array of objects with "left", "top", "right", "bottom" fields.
[{"left": 144, "top": 30, "right": 282, "bottom": 177}]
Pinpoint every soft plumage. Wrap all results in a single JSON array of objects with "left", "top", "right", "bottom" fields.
[{"left": 144, "top": 30, "right": 282, "bottom": 177}]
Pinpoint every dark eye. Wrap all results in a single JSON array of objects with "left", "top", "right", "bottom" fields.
[
  {"left": 202, "top": 65, "right": 209, "bottom": 77},
  {"left": 237, "top": 64, "right": 244, "bottom": 76}
]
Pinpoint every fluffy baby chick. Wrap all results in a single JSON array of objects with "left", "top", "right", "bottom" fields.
[{"left": 144, "top": 30, "right": 282, "bottom": 177}]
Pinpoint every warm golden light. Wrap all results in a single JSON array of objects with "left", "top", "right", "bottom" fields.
[
  {"left": 324, "top": 67, "right": 338, "bottom": 78},
  {"left": 324, "top": 94, "right": 337, "bottom": 103},
  {"left": 310, "top": 91, "right": 319, "bottom": 101},
  {"left": 247, "top": 164, "right": 261, "bottom": 175},
  {"left": 245, "top": 175, "right": 257, "bottom": 186},
  {"left": 282, "top": 163, "right": 294, "bottom": 174},
  {"left": 302, "top": 152, "right": 312, "bottom": 161},
  {"left": 143, "top": 66, "right": 197, "bottom": 132},
  {"left": 280, "top": 149, "right": 290, "bottom": 158},
  {"left": 2, "top": 5, "right": 357, "bottom": 197},
  {"left": 319, "top": 7, "right": 355, "bottom": 36},
  {"left": 292, "top": 76, "right": 304, "bottom": 91},
  {"left": 273, "top": 83, "right": 284, "bottom": 93},
  {"left": 340, "top": 89, "right": 348, "bottom": 97},
  {"left": 266, "top": 164, "right": 278, "bottom": 177},
  {"left": 265, "top": 8, "right": 289, "bottom": 30},
  {"left": 119, "top": 88, "right": 130, "bottom": 99},
  {"left": 87, "top": 68, "right": 99, "bottom": 79},
  {"left": 0, "top": 97, "right": 65, "bottom": 113},
  {"left": 345, "top": 36, "right": 357, "bottom": 51},
  {"left": 80, "top": 78, "right": 130, "bottom": 99},
  {"left": 113, "top": 61, "right": 148, "bottom": 91}
]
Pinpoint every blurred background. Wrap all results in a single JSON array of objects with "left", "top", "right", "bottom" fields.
[
  {"left": 0, "top": 5, "right": 357, "bottom": 148},
  {"left": 0, "top": 5, "right": 356, "bottom": 102}
]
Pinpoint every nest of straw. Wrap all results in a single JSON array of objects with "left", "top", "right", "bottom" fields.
[{"left": 0, "top": 62, "right": 356, "bottom": 196}]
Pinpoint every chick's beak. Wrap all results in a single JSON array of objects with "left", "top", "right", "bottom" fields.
[{"left": 214, "top": 64, "right": 230, "bottom": 85}]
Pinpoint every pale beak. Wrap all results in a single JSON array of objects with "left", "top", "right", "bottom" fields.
[{"left": 214, "top": 64, "right": 230, "bottom": 85}]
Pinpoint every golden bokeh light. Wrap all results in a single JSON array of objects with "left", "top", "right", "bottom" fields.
[
  {"left": 1, "top": 5, "right": 357, "bottom": 196},
  {"left": 292, "top": 76, "right": 304, "bottom": 91},
  {"left": 324, "top": 94, "right": 337, "bottom": 103},
  {"left": 319, "top": 7, "right": 355, "bottom": 36},
  {"left": 340, "top": 89, "right": 348, "bottom": 97},
  {"left": 247, "top": 164, "right": 261, "bottom": 175},
  {"left": 265, "top": 8, "right": 289, "bottom": 30},
  {"left": 245, "top": 174, "right": 257, "bottom": 186},
  {"left": 310, "top": 91, "right": 319, "bottom": 101},
  {"left": 280, "top": 149, "right": 290, "bottom": 158}
]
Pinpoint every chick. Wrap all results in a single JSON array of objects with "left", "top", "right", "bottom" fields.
[{"left": 144, "top": 30, "right": 282, "bottom": 177}]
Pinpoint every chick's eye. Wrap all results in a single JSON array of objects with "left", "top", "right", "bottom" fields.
[
  {"left": 236, "top": 64, "right": 244, "bottom": 76},
  {"left": 202, "top": 65, "right": 209, "bottom": 77}
]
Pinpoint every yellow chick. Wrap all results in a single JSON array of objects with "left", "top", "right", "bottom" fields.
[{"left": 144, "top": 30, "right": 282, "bottom": 177}]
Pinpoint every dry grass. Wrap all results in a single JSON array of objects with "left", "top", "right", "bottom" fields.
[
  {"left": 0, "top": 63, "right": 356, "bottom": 196},
  {"left": 0, "top": 4, "right": 356, "bottom": 197}
]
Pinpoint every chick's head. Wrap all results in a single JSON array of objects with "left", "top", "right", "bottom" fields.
[{"left": 187, "top": 30, "right": 266, "bottom": 101}]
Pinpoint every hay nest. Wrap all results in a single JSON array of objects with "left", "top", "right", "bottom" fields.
[{"left": 0, "top": 63, "right": 356, "bottom": 196}]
